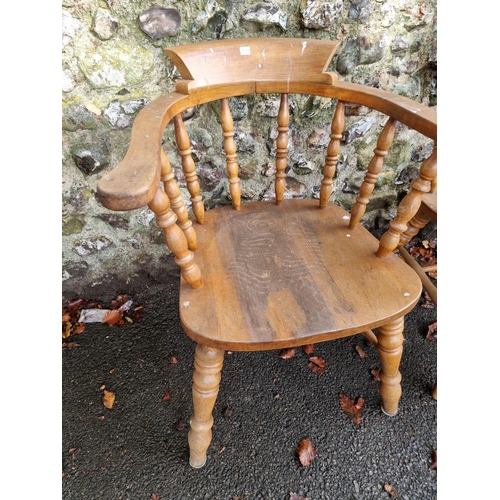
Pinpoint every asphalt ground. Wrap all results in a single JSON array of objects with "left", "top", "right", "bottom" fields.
[{"left": 61, "top": 254, "right": 437, "bottom": 500}]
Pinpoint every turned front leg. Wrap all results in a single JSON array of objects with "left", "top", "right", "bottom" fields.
[
  {"left": 377, "top": 317, "right": 404, "bottom": 416},
  {"left": 188, "top": 344, "right": 225, "bottom": 468}
]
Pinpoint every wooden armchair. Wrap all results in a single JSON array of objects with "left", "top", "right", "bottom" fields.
[{"left": 97, "top": 38, "right": 437, "bottom": 468}]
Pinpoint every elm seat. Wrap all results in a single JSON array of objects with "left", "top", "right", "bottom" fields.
[
  {"left": 180, "top": 199, "right": 421, "bottom": 351},
  {"left": 96, "top": 38, "right": 437, "bottom": 468}
]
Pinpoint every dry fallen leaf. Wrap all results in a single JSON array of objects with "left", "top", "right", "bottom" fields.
[
  {"left": 355, "top": 345, "right": 368, "bottom": 359},
  {"left": 340, "top": 394, "right": 364, "bottom": 424},
  {"left": 62, "top": 322, "right": 72, "bottom": 339},
  {"left": 102, "top": 309, "right": 122, "bottom": 326},
  {"left": 426, "top": 322, "right": 437, "bottom": 341},
  {"left": 279, "top": 348, "right": 296, "bottom": 359},
  {"left": 169, "top": 352, "right": 178, "bottom": 364},
  {"left": 297, "top": 439, "right": 316, "bottom": 466},
  {"left": 384, "top": 483, "right": 396, "bottom": 498},
  {"left": 73, "top": 324, "right": 86, "bottom": 335},
  {"left": 102, "top": 390, "right": 115, "bottom": 409},
  {"left": 430, "top": 449, "right": 437, "bottom": 469},
  {"left": 309, "top": 356, "right": 325, "bottom": 367},
  {"left": 302, "top": 344, "right": 315, "bottom": 355},
  {"left": 151, "top": 493, "right": 160, "bottom": 500},
  {"left": 371, "top": 368, "right": 381, "bottom": 381},
  {"left": 163, "top": 392, "right": 171, "bottom": 402}
]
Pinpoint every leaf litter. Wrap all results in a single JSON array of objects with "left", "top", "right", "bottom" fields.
[
  {"left": 62, "top": 295, "right": 144, "bottom": 346},
  {"left": 340, "top": 394, "right": 365, "bottom": 424},
  {"left": 297, "top": 439, "right": 316, "bottom": 466}
]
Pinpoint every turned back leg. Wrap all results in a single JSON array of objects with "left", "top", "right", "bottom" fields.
[
  {"left": 377, "top": 317, "right": 405, "bottom": 416},
  {"left": 188, "top": 344, "right": 225, "bottom": 468}
]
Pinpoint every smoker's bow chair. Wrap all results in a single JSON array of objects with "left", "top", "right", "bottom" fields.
[{"left": 97, "top": 38, "right": 437, "bottom": 468}]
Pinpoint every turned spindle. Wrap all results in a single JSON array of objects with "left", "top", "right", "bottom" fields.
[
  {"left": 174, "top": 114, "right": 205, "bottom": 224},
  {"left": 377, "top": 146, "right": 437, "bottom": 258},
  {"left": 160, "top": 149, "right": 198, "bottom": 251},
  {"left": 148, "top": 187, "right": 202, "bottom": 289},
  {"left": 319, "top": 101, "right": 345, "bottom": 208},
  {"left": 220, "top": 98, "right": 241, "bottom": 210},
  {"left": 349, "top": 118, "right": 397, "bottom": 229},
  {"left": 275, "top": 93, "right": 289, "bottom": 205}
]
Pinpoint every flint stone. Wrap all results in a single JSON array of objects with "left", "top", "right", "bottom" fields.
[
  {"left": 301, "top": 0, "right": 343, "bottom": 30},
  {"left": 262, "top": 176, "right": 307, "bottom": 200},
  {"left": 62, "top": 11, "right": 83, "bottom": 48},
  {"left": 391, "top": 36, "right": 410, "bottom": 54},
  {"left": 292, "top": 158, "right": 315, "bottom": 175},
  {"left": 62, "top": 261, "right": 88, "bottom": 282},
  {"left": 63, "top": 183, "right": 93, "bottom": 210},
  {"left": 93, "top": 8, "right": 119, "bottom": 40},
  {"left": 380, "top": 2, "right": 395, "bottom": 27},
  {"left": 307, "top": 127, "right": 330, "bottom": 148},
  {"left": 104, "top": 99, "right": 147, "bottom": 128},
  {"left": 336, "top": 36, "right": 386, "bottom": 75},
  {"left": 342, "top": 116, "right": 376, "bottom": 144},
  {"left": 62, "top": 214, "right": 85, "bottom": 236},
  {"left": 71, "top": 145, "right": 109, "bottom": 175},
  {"left": 138, "top": 6, "right": 181, "bottom": 39},
  {"left": 99, "top": 213, "right": 130, "bottom": 230},
  {"left": 349, "top": 0, "right": 372, "bottom": 22},
  {"left": 62, "top": 69, "right": 76, "bottom": 93},
  {"left": 241, "top": 2, "right": 288, "bottom": 31},
  {"left": 235, "top": 132, "right": 255, "bottom": 154},
  {"left": 77, "top": 40, "right": 156, "bottom": 89},
  {"left": 192, "top": 1, "right": 227, "bottom": 37},
  {"left": 198, "top": 163, "right": 223, "bottom": 191},
  {"left": 73, "top": 236, "right": 114, "bottom": 256},
  {"left": 63, "top": 103, "right": 98, "bottom": 131},
  {"left": 256, "top": 96, "right": 296, "bottom": 117}
]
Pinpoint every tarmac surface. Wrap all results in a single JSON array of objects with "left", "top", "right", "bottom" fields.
[{"left": 62, "top": 255, "right": 437, "bottom": 500}]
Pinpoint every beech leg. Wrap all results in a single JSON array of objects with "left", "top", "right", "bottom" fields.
[
  {"left": 188, "top": 344, "right": 225, "bottom": 468},
  {"left": 377, "top": 317, "right": 404, "bottom": 416}
]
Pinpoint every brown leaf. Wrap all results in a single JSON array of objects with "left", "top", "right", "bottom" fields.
[
  {"left": 384, "top": 483, "right": 396, "bottom": 497},
  {"left": 308, "top": 362, "right": 325, "bottom": 375},
  {"left": 355, "top": 345, "right": 368, "bottom": 360},
  {"left": 426, "top": 322, "right": 437, "bottom": 341},
  {"left": 340, "top": 394, "right": 364, "bottom": 424},
  {"left": 67, "top": 298, "right": 85, "bottom": 311},
  {"left": 309, "top": 356, "right": 326, "bottom": 367},
  {"left": 62, "top": 322, "right": 72, "bottom": 339},
  {"left": 279, "top": 348, "right": 296, "bottom": 359},
  {"left": 169, "top": 352, "right": 178, "bottom": 364},
  {"left": 371, "top": 368, "right": 380, "bottom": 381},
  {"left": 73, "top": 323, "right": 86, "bottom": 335},
  {"left": 302, "top": 344, "right": 315, "bottom": 355},
  {"left": 163, "top": 392, "right": 171, "bottom": 402},
  {"left": 151, "top": 494, "right": 160, "bottom": 500},
  {"left": 62, "top": 341, "right": 79, "bottom": 349},
  {"left": 62, "top": 311, "right": 71, "bottom": 322},
  {"left": 430, "top": 449, "right": 437, "bottom": 470},
  {"left": 102, "top": 309, "right": 122, "bottom": 326},
  {"left": 102, "top": 390, "right": 115, "bottom": 409},
  {"left": 297, "top": 438, "right": 316, "bottom": 466}
]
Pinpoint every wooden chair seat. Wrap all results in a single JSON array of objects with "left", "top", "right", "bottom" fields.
[{"left": 180, "top": 199, "right": 421, "bottom": 351}]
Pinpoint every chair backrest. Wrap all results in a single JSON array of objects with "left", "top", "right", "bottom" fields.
[{"left": 97, "top": 38, "right": 437, "bottom": 290}]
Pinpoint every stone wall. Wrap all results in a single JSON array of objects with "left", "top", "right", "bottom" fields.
[{"left": 62, "top": 0, "right": 437, "bottom": 301}]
